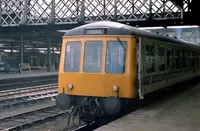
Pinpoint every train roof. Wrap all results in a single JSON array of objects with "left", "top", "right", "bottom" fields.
[{"left": 64, "top": 21, "right": 199, "bottom": 47}]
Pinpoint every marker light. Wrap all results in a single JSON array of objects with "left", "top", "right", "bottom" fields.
[
  {"left": 67, "top": 84, "right": 73, "bottom": 90},
  {"left": 112, "top": 86, "right": 118, "bottom": 92}
]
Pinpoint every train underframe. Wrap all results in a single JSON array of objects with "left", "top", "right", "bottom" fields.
[{"left": 56, "top": 93, "right": 132, "bottom": 124}]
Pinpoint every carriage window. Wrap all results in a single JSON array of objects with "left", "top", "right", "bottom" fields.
[
  {"left": 64, "top": 41, "right": 81, "bottom": 72},
  {"left": 187, "top": 51, "right": 192, "bottom": 67},
  {"left": 192, "top": 51, "right": 195, "bottom": 67},
  {"left": 83, "top": 41, "right": 103, "bottom": 72},
  {"left": 171, "top": 49, "right": 176, "bottom": 69},
  {"left": 181, "top": 50, "right": 186, "bottom": 68},
  {"left": 159, "top": 47, "right": 165, "bottom": 56},
  {"left": 167, "top": 49, "right": 171, "bottom": 68},
  {"left": 105, "top": 41, "right": 127, "bottom": 74},
  {"left": 158, "top": 47, "right": 165, "bottom": 71},
  {"left": 175, "top": 49, "right": 180, "bottom": 69},
  {"left": 146, "top": 44, "right": 155, "bottom": 73}
]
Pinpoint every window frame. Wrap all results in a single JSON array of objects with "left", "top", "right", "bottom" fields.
[
  {"left": 83, "top": 40, "right": 103, "bottom": 73},
  {"left": 145, "top": 43, "right": 155, "bottom": 74},
  {"left": 64, "top": 41, "right": 82, "bottom": 72},
  {"left": 105, "top": 40, "right": 127, "bottom": 74}
]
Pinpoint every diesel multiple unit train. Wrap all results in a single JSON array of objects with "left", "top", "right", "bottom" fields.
[{"left": 56, "top": 21, "right": 200, "bottom": 121}]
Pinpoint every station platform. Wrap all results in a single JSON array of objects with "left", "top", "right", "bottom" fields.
[
  {"left": 0, "top": 69, "right": 58, "bottom": 91},
  {"left": 95, "top": 83, "right": 200, "bottom": 131},
  {"left": 0, "top": 70, "right": 57, "bottom": 81}
]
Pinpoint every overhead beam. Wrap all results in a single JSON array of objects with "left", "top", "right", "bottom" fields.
[
  {"left": 0, "top": 0, "right": 185, "bottom": 28},
  {"left": 0, "top": 38, "right": 60, "bottom": 45},
  {"left": 1, "top": 45, "right": 61, "bottom": 48}
]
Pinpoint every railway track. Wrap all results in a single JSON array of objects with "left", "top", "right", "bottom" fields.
[
  {"left": 0, "top": 104, "right": 64, "bottom": 131},
  {"left": 0, "top": 102, "right": 88, "bottom": 131},
  {"left": 0, "top": 83, "right": 57, "bottom": 100},
  {"left": 0, "top": 91, "right": 57, "bottom": 111},
  {"left": 0, "top": 83, "right": 95, "bottom": 131},
  {"left": 0, "top": 83, "right": 59, "bottom": 131},
  {"left": 0, "top": 83, "right": 57, "bottom": 111},
  {"left": 0, "top": 77, "right": 57, "bottom": 91}
]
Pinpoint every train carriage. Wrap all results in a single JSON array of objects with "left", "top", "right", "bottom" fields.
[{"left": 56, "top": 21, "right": 200, "bottom": 120}]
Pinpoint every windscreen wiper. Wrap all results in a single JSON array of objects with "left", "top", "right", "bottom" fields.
[
  {"left": 116, "top": 37, "right": 126, "bottom": 72},
  {"left": 116, "top": 37, "right": 126, "bottom": 50}
]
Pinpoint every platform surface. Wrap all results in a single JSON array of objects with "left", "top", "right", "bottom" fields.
[
  {"left": 95, "top": 83, "right": 200, "bottom": 131},
  {"left": 0, "top": 69, "right": 57, "bottom": 81}
]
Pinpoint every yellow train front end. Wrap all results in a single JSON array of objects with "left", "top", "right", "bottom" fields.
[{"left": 56, "top": 23, "right": 138, "bottom": 118}]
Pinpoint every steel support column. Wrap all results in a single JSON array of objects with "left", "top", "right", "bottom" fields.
[
  {"left": 103, "top": 0, "right": 105, "bottom": 16},
  {"left": 0, "top": 0, "right": 2, "bottom": 25},
  {"left": 19, "top": 0, "right": 28, "bottom": 25},
  {"left": 113, "top": 0, "right": 117, "bottom": 21},
  {"left": 20, "top": 35, "right": 24, "bottom": 63},
  {"left": 47, "top": 40, "right": 51, "bottom": 72},
  {"left": 47, "top": 0, "right": 55, "bottom": 24},
  {"left": 162, "top": 0, "right": 166, "bottom": 13},
  {"left": 149, "top": 0, "right": 152, "bottom": 19},
  {"left": 76, "top": 0, "right": 79, "bottom": 16},
  {"left": 132, "top": 0, "right": 134, "bottom": 14},
  {"left": 79, "top": 0, "right": 85, "bottom": 23},
  {"left": 11, "top": 43, "right": 13, "bottom": 56}
]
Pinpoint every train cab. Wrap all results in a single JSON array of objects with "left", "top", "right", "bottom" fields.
[{"left": 56, "top": 21, "right": 138, "bottom": 116}]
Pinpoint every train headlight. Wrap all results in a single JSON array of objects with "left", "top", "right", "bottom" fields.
[
  {"left": 67, "top": 84, "right": 73, "bottom": 90},
  {"left": 112, "top": 86, "right": 118, "bottom": 92}
]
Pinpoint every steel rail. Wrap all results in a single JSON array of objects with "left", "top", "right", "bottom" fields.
[
  {"left": 0, "top": 83, "right": 58, "bottom": 99},
  {"left": 0, "top": 105, "right": 68, "bottom": 131},
  {"left": 0, "top": 91, "right": 57, "bottom": 111}
]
